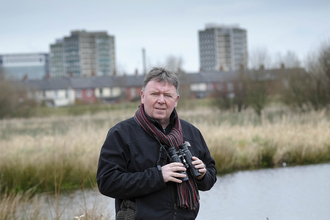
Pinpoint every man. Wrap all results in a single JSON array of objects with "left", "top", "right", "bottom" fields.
[{"left": 97, "top": 67, "right": 217, "bottom": 220}]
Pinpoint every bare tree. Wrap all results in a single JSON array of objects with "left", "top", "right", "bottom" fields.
[
  {"left": 116, "top": 62, "right": 128, "bottom": 76},
  {"left": 150, "top": 55, "right": 185, "bottom": 74},
  {"left": 0, "top": 68, "right": 14, "bottom": 118},
  {"left": 306, "top": 40, "right": 330, "bottom": 110},
  {"left": 164, "top": 55, "right": 185, "bottom": 74},
  {"left": 0, "top": 67, "right": 37, "bottom": 118},
  {"left": 246, "top": 70, "right": 269, "bottom": 116},
  {"left": 249, "top": 47, "right": 272, "bottom": 70},
  {"left": 214, "top": 70, "right": 249, "bottom": 112},
  {"left": 213, "top": 69, "right": 268, "bottom": 116},
  {"left": 0, "top": 67, "right": 4, "bottom": 80},
  {"left": 234, "top": 71, "right": 249, "bottom": 112},
  {"left": 318, "top": 39, "right": 330, "bottom": 80},
  {"left": 281, "top": 40, "right": 330, "bottom": 111},
  {"left": 274, "top": 51, "right": 301, "bottom": 68},
  {"left": 281, "top": 69, "right": 310, "bottom": 112}
]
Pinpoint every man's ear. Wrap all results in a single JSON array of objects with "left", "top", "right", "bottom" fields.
[
  {"left": 141, "top": 90, "right": 145, "bottom": 104},
  {"left": 174, "top": 95, "right": 180, "bottom": 107}
]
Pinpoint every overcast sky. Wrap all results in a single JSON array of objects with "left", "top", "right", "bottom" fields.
[{"left": 1, "top": 0, "right": 330, "bottom": 74}]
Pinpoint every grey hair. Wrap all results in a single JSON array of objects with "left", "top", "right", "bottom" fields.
[{"left": 142, "top": 67, "right": 180, "bottom": 95}]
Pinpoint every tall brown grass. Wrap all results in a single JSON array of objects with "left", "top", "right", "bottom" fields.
[
  {"left": 0, "top": 105, "right": 329, "bottom": 219},
  {"left": 0, "top": 188, "right": 113, "bottom": 220},
  {"left": 197, "top": 108, "right": 330, "bottom": 173}
]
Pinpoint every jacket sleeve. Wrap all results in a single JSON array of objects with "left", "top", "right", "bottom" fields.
[
  {"left": 96, "top": 126, "right": 166, "bottom": 199},
  {"left": 192, "top": 130, "right": 217, "bottom": 191}
]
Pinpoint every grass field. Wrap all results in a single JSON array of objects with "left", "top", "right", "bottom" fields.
[{"left": 1, "top": 101, "right": 330, "bottom": 219}]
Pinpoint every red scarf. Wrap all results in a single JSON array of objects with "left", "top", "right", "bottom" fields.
[{"left": 134, "top": 104, "right": 199, "bottom": 210}]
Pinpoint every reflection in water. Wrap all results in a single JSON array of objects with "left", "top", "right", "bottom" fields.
[
  {"left": 197, "top": 163, "right": 330, "bottom": 220},
  {"left": 52, "top": 163, "right": 330, "bottom": 220}
]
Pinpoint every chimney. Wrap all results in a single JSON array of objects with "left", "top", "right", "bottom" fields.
[
  {"left": 135, "top": 69, "right": 138, "bottom": 76},
  {"left": 281, "top": 63, "right": 285, "bottom": 69},
  {"left": 259, "top": 64, "right": 264, "bottom": 70}
]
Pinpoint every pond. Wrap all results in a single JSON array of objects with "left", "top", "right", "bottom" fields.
[
  {"left": 197, "top": 163, "right": 330, "bottom": 220},
  {"left": 48, "top": 163, "right": 330, "bottom": 220}
]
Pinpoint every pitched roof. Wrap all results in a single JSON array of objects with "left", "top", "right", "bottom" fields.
[
  {"left": 22, "top": 78, "right": 71, "bottom": 90},
  {"left": 15, "top": 68, "right": 305, "bottom": 91},
  {"left": 184, "top": 71, "right": 238, "bottom": 84}
]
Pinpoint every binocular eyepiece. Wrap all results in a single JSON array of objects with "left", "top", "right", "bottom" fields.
[{"left": 167, "top": 141, "right": 201, "bottom": 181}]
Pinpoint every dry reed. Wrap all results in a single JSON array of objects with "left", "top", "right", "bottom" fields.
[
  {"left": 0, "top": 106, "right": 329, "bottom": 219},
  {"left": 193, "top": 109, "right": 330, "bottom": 173}
]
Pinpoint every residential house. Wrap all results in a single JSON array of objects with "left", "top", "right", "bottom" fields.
[
  {"left": 23, "top": 77, "right": 75, "bottom": 107},
  {"left": 186, "top": 71, "right": 238, "bottom": 98},
  {"left": 18, "top": 68, "right": 303, "bottom": 107}
]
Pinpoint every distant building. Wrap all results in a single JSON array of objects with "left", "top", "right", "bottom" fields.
[
  {"left": 0, "top": 53, "right": 49, "bottom": 80},
  {"left": 50, "top": 39, "right": 65, "bottom": 78},
  {"left": 50, "top": 30, "right": 116, "bottom": 78},
  {"left": 198, "top": 24, "right": 248, "bottom": 72},
  {"left": 18, "top": 66, "right": 305, "bottom": 107}
]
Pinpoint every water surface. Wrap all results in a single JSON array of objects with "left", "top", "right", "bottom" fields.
[
  {"left": 51, "top": 163, "right": 330, "bottom": 219},
  {"left": 197, "top": 163, "right": 330, "bottom": 220}
]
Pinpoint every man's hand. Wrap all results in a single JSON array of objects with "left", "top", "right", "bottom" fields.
[
  {"left": 161, "top": 162, "right": 187, "bottom": 183},
  {"left": 192, "top": 156, "right": 206, "bottom": 180}
]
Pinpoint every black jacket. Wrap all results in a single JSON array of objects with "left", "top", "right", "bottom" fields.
[{"left": 97, "top": 115, "right": 217, "bottom": 220}]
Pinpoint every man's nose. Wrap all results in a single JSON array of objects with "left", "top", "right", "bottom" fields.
[{"left": 157, "top": 94, "right": 165, "bottom": 104}]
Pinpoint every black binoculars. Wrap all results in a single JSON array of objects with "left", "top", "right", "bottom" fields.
[{"left": 167, "top": 141, "right": 201, "bottom": 181}]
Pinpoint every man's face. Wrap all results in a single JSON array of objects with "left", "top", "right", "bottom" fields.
[{"left": 141, "top": 79, "right": 179, "bottom": 128}]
